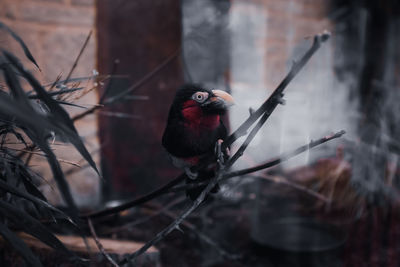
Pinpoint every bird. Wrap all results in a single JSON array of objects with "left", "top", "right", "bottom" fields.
[{"left": 162, "top": 84, "right": 234, "bottom": 200}]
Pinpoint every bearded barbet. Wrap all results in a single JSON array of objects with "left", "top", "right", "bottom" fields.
[{"left": 162, "top": 84, "right": 234, "bottom": 200}]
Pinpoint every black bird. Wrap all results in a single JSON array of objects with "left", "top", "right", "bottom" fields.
[{"left": 162, "top": 84, "right": 234, "bottom": 199}]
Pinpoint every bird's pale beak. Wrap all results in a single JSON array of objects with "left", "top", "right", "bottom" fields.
[{"left": 210, "top": 90, "right": 235, "bottom": 106}]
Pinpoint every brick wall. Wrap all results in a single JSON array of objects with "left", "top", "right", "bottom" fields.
[
  {"left": 230, "top": 0, "right": 332, "bottom": 87},
  {"left": 0, "top": 0, "right": 99, "bottom": 207},
  {"left": 263, "top": 0, "right": 332, "bottom": 85}
]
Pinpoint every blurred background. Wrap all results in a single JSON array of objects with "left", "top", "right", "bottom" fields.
[{"left": 1, "top": 0, "right": 399, "bottom": 266}]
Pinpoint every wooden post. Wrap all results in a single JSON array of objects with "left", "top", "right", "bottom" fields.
[{"left": 96, "top": 0, "right": 184, "bottom": 200}]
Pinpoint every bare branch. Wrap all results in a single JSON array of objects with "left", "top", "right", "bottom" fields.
[
  {"left": 226, "top": 111, "right": 270, "bottom": 167},
  {"left": 86, "top": 31, "right": 335, "bottom": 220},
  {"left": 119, "top": 164, "right": 225, "bottom": 265},
  {"left": 71, "top": 104, "right": 103, "bottom": 122},
  {"left": 119, "top": 129, "right": 343, "bottom": 263},
  {"left": 171, "top": 130, "right": 346, "bottom": 192},
  {"left": 84, "top": 174, "right": 185, "bottom": 219},
  {"left": 101, "top": 197, "right": 186, "bottom": 235},
  {"left": 222, "top": 31, "right": 331, "bottom": 151},
  {"left": 65, "top": 30, "right": 93, "bottom": 84},
  {"left": 85, "top": 130, "right": 343, "bottom": 221},
  {"left": 222, "top": 130, "right": 345, "bottom": 181},
  {"left": 72, "top": 47, "right": 180, "bottom": 122},
  {"left": 160, "top": 209, "right": 242, "bottom": 261},
  {"left": 104, "top": 47, "right": 181, "bottom": 104},
  {"left": 8, "top": 147, "right": 82, "bottom": 167},
  {"left": 87, "top": 218, "right": 120, "bottom": 267},
  {"left": 28, "top": 87, "right": 85, "bottom": 100},
  {"left": 98, "top": 59, "right": 120, "bottom": 104},
  {"left": 251, "top": 173, "right": 330, "bottom": 203}
]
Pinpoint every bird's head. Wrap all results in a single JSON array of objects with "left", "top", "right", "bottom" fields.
[
  {"left": 171, "top": 84, "right": 234, "bottom": 121},
  {"left": 162, "top": 84, "right": 234, "bottom": 157}
]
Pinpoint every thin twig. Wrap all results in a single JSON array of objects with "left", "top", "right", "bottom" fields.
[
  {"left": 28, "top": 87, "right": 85, "bottom": 99},
  {"left": 57, "top": 159, "right": 81, "bottom": 167},
  {"left": 119, "top": 28, "right": 337, "bottom": 257},
  {"left": 221, "top": 130, "right": 346, "bottom": 182},
  {"left": 65, "top": 30, "right": 93, "bottom": 84},
  {"left": 160, "top": 209, "right": 242, "bottom": 261},
  {"left": 99, "top": 59, "right": 120, "bottom": 104},
  {"left": 28, "top": 87, "right": 84, "bottom": 99},
  {"left": 191, "top": 31, "right": 332, "bottom": 171},
  {"left": 97, "top": 111, "right": 141, "bottom": 119},
  {"left": 84, "top": 174, "right": 186, "bottom": 219},
  {"left": 252, "top": 173, "right": 330, "bottom": 203},
  {"left": 226, "top": 111, "right": 271, "bottom": 167},
  {"left": 9, "top": 147, "right": 82, "bottom": 167},
  {"left": 104, "top": 47, "right": 181, "bottom": 104},
  {"left": 119, "top": 141, "right": 229, "bottom": 264},
  {"left": 83, "top": 131, "right": 345, "bottom": 224},
  {"left": 81, "top": 130, "right": 344, "bottom": 220},
  {"left": 86, "top": 32, "right": 334, "bottom": 220},
  {"left": 72, "top": 104, "right": 103, "bottom": 122},
  {"left": 119, "top": 162, "right": 225, "bottom": 265},
  {"left": 72, "top": 47, "right": 180, "bottom": 122},
  {"left": 87, "top": 218, "right": 120, "bottom": 267},
  {"left": 43, "top": 75, "right": 126, "bottom": 87},
  {"left": 48, "top": 73, "right": 63, "bottom": 91},
  {"left": 171, "top": 130, "right": 346, "bottom": 192},
  {"left": 101, "top": 197, "right": 186, "bottom": 235}
]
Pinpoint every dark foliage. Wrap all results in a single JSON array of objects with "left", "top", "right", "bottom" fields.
[{"left": 0, "top": 22, "right": 99, "bottom": 266}]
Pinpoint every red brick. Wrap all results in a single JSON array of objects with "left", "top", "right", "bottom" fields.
[
  {"left": 0, "top": 2, "right": 5, "bottom": 18},
  {"left": 264, "top": 0, "right": 293, "bottom": 13},
  {"left": 71, "top": 0, "right": 94, "bottom": 6},
  {"left": 291, "top": 1, "right": 327, "bottom": 19},
  {"left": 265, "top": 56, "right": 288, "bottom": 85},
  {"left": 32, "top": 0, "right": 65, "bottom": 3},
  {"left": 231, "top": 1, "right": 264, "bottom": 16},
  {"left": 17, "top": 3, "right": 94, "bottom": 26},
  {"left": 265, "top": 40, "right": 288, "bottom": 60},
  {"left": 40, "top": 29, "right": 95, "bottom": 82},
  {"left": 0, "top": 0, "right": 19, "bottom": 20},
  {"left": 265, "top": 13, "right": 291, "bottom": 42},
  {"left": 0, "top": 0, "right": 98, "bottom": 208},
  {"left": 292, "top": 17, "right": 332, "bottom": 42}
]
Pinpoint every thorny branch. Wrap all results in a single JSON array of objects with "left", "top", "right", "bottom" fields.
[
  {"left": 119, "top": 154, "right": 226, "bottom": 265},
  {"left": 222, "top": 30, "right": 331, "bottom": 151},
  {"left": 226, "top": 110, "right": 271, "bottom": 167},
  {"left": 87, "top": 219, "right": 120, "bottom": 267},
  {"left": 169, "top": 130, "right": 345, "bottom": 194},
  {"left": 118, "top": 31, "right": 337, "bottom": 265},
  {"left": 84, "top": 174, "right": 185, "bottom": 219},
  {"left": 86, "top": 31, "right": 334, "bottom": 220},
  {"left": 251, "top": 173, "right": 330, "bottom": 203},
  {"left": 101, "top": 197, "right": 186, "bottom": 235},
  {"left": 85, "top": 129, "right": 343, "bottom": 220},
  {"left": 159, "top": 208, "right": 242, "bottom": 261}
]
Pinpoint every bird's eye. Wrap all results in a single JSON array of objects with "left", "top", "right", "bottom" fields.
[{"left": 192, "top": 92, "right": 208, "bottom": 103}]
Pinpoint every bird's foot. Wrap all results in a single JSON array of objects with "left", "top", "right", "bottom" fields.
[
  {"left": 215, "top": 139, "right": 230, "bottom": 166},
  {"left": 215, "top": 139, "right": 225, "bottom": 167},
  {"left": 185, "top": 167, "right": 198, "bottom": 180},
  {"left": 224, "top": 146, "right": 231, "bottom": 157}
]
